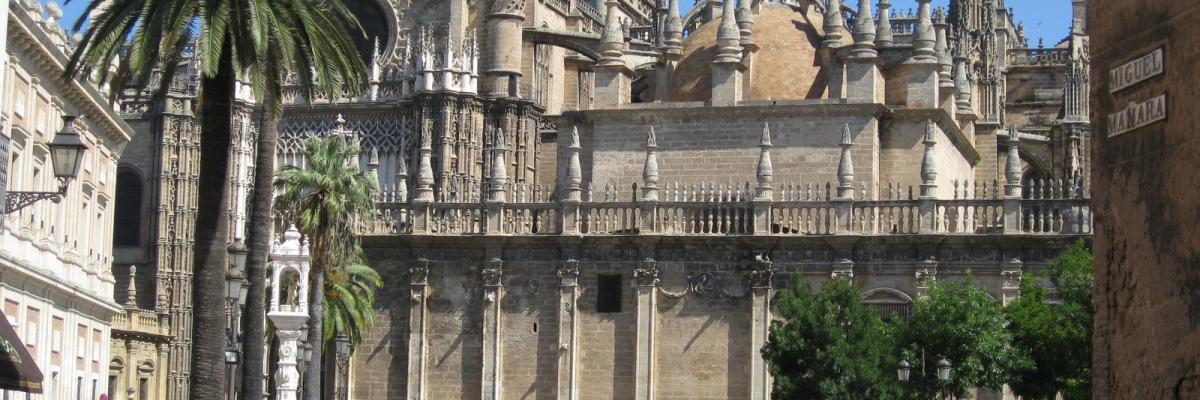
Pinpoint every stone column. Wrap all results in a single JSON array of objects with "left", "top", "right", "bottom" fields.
[
  {"left": 748, "top": 256, "right": 775, "bottom": 400},
  {"left": 633, "top": 260, "right": 659, "bottom": 400},
  {"left": 710, "top": 0, "right": 744, "bottom": 106},
  {"left": 485, "top": 0, "right": 527, "bottom": 97},
  {"left": 407, "top": 261, "right": 430, "bottom": 400},
  {"left": 481, "top": 260, "right": 505, "bottom": 400},
  {"left": 918, "top": 121, "right": 939, "bottom": 233},
  {"left": 1000, "top": 256, "right": 1023, "bottom": 306},
  {"left": 561, "top": 126, "right": 583, "bottom": 234},
  {"left": 1003, "top": 130, "right": 1023, "bottom": 233},
  {"left": 556, "top": 261, "right": 581, "bottom": 400},
  {"left": 594, "top": 0, "right": 633, "bottom": 108},
  {"left": 640, "top": 128, "right": 660, "bottom": 233},
  {"left": 834, "top": 124, "right": 855, "bottom": 234}
]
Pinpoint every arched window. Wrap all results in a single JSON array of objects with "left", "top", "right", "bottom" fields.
[
  {"left": 862, "top": 288, "right": 915, "bottom": 322},
  {"left": 342, "top": 0, "right": 391, "bottom": 64},
  {"left": 113, "top": 168, "right": 143, "bottom": 246}
]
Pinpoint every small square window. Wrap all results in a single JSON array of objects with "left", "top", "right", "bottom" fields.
[{"left": 596, "top": 274, "right": 622, "bottom": 313}]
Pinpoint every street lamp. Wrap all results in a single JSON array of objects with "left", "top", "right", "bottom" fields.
[
  {"left": 227, "top": 239, "right": 249, "bottom": 305},
  {"left": 224, "top": 343, "right": 240, "bottom": 400},
  {"left": 896, "top": 360, "right": 911, "bottom": 382},
  {"left": 334, "top": 334, "right": 351, "bottom": 400},
  {"left": 5, "top": 115, "right": 88, "bottom": 213},
  {"left": 935, "top": 358, "right": 952, "bottom": 381}
]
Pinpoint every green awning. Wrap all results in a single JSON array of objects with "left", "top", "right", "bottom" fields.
[{"left": 0, "top": 311, "right": 42, "bottom": 393}]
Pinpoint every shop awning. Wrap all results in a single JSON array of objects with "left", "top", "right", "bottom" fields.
[{"left": 0, "top": 311, "right": 42, "bottom": 393}]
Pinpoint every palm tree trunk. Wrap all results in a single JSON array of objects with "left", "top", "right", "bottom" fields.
[
  {"left": 304, "top": 270, "right": 326, "bottom": 400},
  {"left": 190, "top": 40, "right": 236, "bottom": 400},
  {"left": 240, "top": 92, "right": 279, "bottom": 400}
]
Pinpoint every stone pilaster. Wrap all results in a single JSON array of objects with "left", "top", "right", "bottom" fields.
[
  {"left": 1001, "top": 256, "right": 1023, "bottom": 306},
  {"left": 556, "top": 261, "right": 581, "bottom": 400},
  {"left": 407, "top": 262, "right": 430, "bottom": 400},
  {"left": 633, "top": 260, "right": 659, "bottom": 400},
  {"left": 481, "top": 261, "right": 504, "bottom": 400},
  {"left": 748, "top": 256, "right": 774, "bottom": 400}
]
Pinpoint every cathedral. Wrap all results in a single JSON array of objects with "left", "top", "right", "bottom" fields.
[{"left": 103, "top": 0, "right": 1093, "bottom": 399}]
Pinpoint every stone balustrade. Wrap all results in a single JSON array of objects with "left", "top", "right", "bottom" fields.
[
  {"left": 361, "top": 179, "right": 1091, "bottom": 237},
  {"left": 111, "top": 309, "right": 165, "bottom": 336}
]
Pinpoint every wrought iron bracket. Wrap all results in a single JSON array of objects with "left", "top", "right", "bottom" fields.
[{"left": 5, "top": 179, "right": 69, "bottom": 214}]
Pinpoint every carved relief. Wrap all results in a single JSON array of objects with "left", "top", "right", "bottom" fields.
[
  {"left": 557, "top": 267, "right": 580, "bottom": 287},
  {"left": 633, "top": 267, "right": 660, "bottom": 287},
  {"left": 482, "top": 268, "right": 504, "bottom": 287}
]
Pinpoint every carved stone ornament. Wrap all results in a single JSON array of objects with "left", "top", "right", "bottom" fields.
[
  {"left": 410, "top": 267, "right": 429, "bottom": 286},
  {"left": 1001, "top": 270, "right": 1023, "bottom": 288},
  {"left": 524, "top": 278, "right": 541, "bottom": 295},
  {"left": 557, "top": 268, "right": 580, "bottom": 287},
  {"left": 748, "top": 268, "right": 775, "bottom": 289},
  {"left": 633, "top": 268, "right": 660, "bottom": 287},
  {"left": 915, "top": 267, "right": 937, "bottom": 287},
  {"left": 831, "top": 268, "right": 854, "bottom": 280},
  {"left": 482, "top": 268, "right": 504, "bottom": 287}
]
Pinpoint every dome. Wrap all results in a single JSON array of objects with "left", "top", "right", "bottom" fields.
[{"left": 666, "top": 3, "right": 828, "bottom": 102}]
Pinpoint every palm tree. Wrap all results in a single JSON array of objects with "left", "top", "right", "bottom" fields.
[
  {"left": 324, "top": 255, "right": 383, "bottom": 346},
  {"left": 64, "top": 1, "right": 368, "bottom": 399},
  {"left": 274, "top": 135, "right": 376, "bottom": 399}
]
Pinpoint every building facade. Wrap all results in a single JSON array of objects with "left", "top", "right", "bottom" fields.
[
  {"left": 1089, "top": 0, "right": 1200, "bottom": 398},
  {"left": 0, "top": 1, "right": 133, "bottom": 399},
  {"left": 103, "top": 0, "right": 1095, "bottom": 399}
]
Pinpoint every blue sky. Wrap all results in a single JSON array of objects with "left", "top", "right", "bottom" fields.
[{"left": 52, "top": 0, "right": 1072, "bottom": 48}]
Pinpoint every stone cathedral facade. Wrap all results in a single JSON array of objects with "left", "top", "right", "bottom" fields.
[{"left": 105, "top": 0, "right": 1094, "bottom": 399}]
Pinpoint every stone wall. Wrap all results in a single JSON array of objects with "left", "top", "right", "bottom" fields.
[
  {"left": 1089, "top": 1, "right": 1200, "bottom": 397},
  {"left": 350, "top": 234, "right": 1085, "bottom": 400}
]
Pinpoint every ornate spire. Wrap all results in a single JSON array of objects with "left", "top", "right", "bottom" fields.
[
  {"left": 566, "top": 126, "right": 583, "bottom": 202},
  {"left": 954, "top": 57, "right": 973, "bottom": 113},
  {"left": 919, "top": 120, "right": 938, "bottom": 198},
  {"left": 600, "top": 0, "right": 626, "bottom": 66},
  {"left": 1005, "top": 130, "right": 1023, "bottom": 198},
  {"left": 934, "top": 8, "right": 954, "bottom": 86},
  {"left": 396, "top": 153, "right": 409, "bottom": 203},
  {"left": 851, "top": 0, "right": 877, "bottom": 58},
  {"left": 715, "top": 0, "right": 743, "bottom": 63},
  {"left": 823, "top": 0, "right": 848, "bottom": 48},
  {"left": 912, "top": 0, "right": 936, "bottom": 61},
  {"left": 876, "top": 0, "right": 894, "bottom": 46},
  {"left": 642, "top": 127, "right": 660, "bottom": 201},
  {"left": 414, "top": 125, "right": 435, "bottom": 202},
  {"left": 489, "top": 127, "right": 509, "bottom": 202},
  {"left": 663, "top": 0, "right": 684, "bottom": 54},
  {"left": 755, "top": 122, "right": 774, "bottom": 200},
  {"left": 737, "top": 0, "right": 755, "bottom": 48},
  {"left": 836, "top": 124, "right": 855, "bottom": 199}
]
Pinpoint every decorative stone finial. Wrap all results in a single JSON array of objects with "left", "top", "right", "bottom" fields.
[
  {"left": 912, "top": 0, "right": 936, "bottom": 61},
  {"left": 737, "top": 0, "right": 755, "bottom": 48},
  {"left": 414, "top": 125, "right": 435, "bottom": 202},
  {"left": 954, "top": 58, "right": 973, "bottom": 113},
  {"left": 934, "top": 8, "right": 954, "bottom": 86},
  {"left": 836, "top": 124, "right": 855, "bottom": 199},
  {"left": 642, "top": 127, "right": 660, "bottom": 201},
  {"left": 566, "top": 126, "right": 583, "bottom": 201},
  {"left": 876, "top": 0, "right": 894, "bottom": 47},
  {"left": 600, "top": 0, "right": 626, "bottom": 66},
  {"left": 489, "top": 128, "right": 509, "bottom": 202},
  {"left": 756, "top": 122, "right": 774, "bottom": 200},
  {"left": 823, "top": 0, "right": 848, "bottom": 48},
  {"left": 851, "top": 0, "right": 877, "bottom": 58},
  {"left": 1005, "top": 130, "right": 1022, "bottom": 198},
  {"left": 664, "top": 0, "right": 684, "bottom": 53},
  {"left": 715, "top": 0, "right": 743, "bottom": 63},
  {"left": 919, "top": 120, "right": 938, "bottom": 198}
]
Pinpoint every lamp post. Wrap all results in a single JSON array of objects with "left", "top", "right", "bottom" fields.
[
  {"left": 5, "top": 115, "right": 87, "bottom": 213},
  {"left": 334, "top": 334, "right": 351, "bottom": 400},
  {"left": 897, "top": 355, "right": 952, "bottom": 399},
  {"left": 224, "top": 344, "right": 240, "bottom": 400}
]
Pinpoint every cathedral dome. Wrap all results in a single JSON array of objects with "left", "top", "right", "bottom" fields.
[{"left": 666, "top": 2, "right": 828, "bottom": 102}]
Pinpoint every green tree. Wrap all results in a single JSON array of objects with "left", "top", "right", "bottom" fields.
[
  {"left": 323, "top": 255, "right": 383, "bottom": 345},
  {"left": 65, "top": 1, "right": 367, "bottom": 399},
  {"left": 762, "top": 277, "right": 901, "bottom": 399},
  {"left": 274, "top": 135, "right": 377, "bottom": 399},
  {"left": 894, "top": 278, "right": 1028, "bottom": 399},
  {"left": 1007, "top": 241, "right": 1093, "bottom": 400}
]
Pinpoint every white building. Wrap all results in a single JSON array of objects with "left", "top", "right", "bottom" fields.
[{"left": 0, "top": 0, "right": 132, "bottom": 399}]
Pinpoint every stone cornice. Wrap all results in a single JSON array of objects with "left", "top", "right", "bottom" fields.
[
  {"left": 7, "top": 8, "right": 133, "bottom": 151},
  {"left": 0, "top": 250, "right": 123, "bottom": 318}
]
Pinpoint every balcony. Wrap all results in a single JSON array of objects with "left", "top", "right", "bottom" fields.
[
  {"left": 111, "top": 308, "right": 165, "bottom": 337},
  {"left": 360, "top": 179, "right": 1091, "bottom": 237}
]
